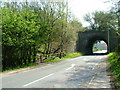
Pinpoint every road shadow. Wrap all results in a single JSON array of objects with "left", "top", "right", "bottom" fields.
[
  {"left": 92, "top": 52, "right": 108, "bottom": 55},
  {"left": 83, "top": 52, "right": 108, "bottom": 56}
]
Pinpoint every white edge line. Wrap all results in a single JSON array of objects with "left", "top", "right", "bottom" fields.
[
  {"left": 23, "top": 73, "right": 54, "bottom": 87},
  {"left": 66, "top": 64, "right": 75, "bottom": 71}
]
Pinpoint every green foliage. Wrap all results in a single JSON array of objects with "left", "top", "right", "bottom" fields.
[
  {"left": 1, "top": 1, "right": 84, "bottom": 71},
  {"left": 3, "top": 52, "right": 82, "bottom": 72},
  {"left": 3, "top": 63, "right": 38, "bottom": 73},
  {"left": 108, "top": 52, "right": 120, "bottom": 89},
  {"left": 62, "top": 52, "right": 82, "bottom": 59},
  {"left": 93, "top": 49, "right": 100, "bottom": 52},
  {"left": 43, "top": 57, "right": 62, "bottom": 63},
  {"left": 84, "top": 11, "right": 117, "bottom": 31},
  {"left": 43, "top": 52, "right": 82, "bottom": 63}
]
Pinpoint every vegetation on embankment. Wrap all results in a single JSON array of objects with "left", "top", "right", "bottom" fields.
[
  {"left": 93, "top": 49, "right": 101, "bottom": 52},
  {"left": 108, "top": 52, "right": 120, "bottom": 89},
  {"left": 1, "top": 1, "right": 84, "bottom": 71},
  {"left": 43, "top": 52, "right": 82, "bottom": 63},
  {"left": 3, "top": 52, "right": 82, "bottom": 72},
  {"left": 2, "top": 63, "right": 38, "bottom": 73}
]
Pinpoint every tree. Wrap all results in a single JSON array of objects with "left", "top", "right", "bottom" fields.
[
  {"left": 84, "top": 11, "right": 117, "bottom": 31},
  {"left": 107, "top": 0, "right": 120, "bottom": 52},
  {"left": 1, "top": 0, "right": 84, "bottom": 71}
]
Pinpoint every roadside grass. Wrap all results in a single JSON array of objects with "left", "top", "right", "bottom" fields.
[
  {"left": 108, "top": 52, "right": 120, "bottom": 89},
  {"left": 2, "top": 52, "right": 82, "bottom": 72},
  {"left": 42, "top": 57, "right": 62, "bottom": 63},
  {"left": 42, "top": 52, "right": 82, "bottom": 63},
  {"left": 62, "top": 52, "right": 82, "bottom": 59},
  {"left": 2, "top": 63, "right": 38, "bottom": 73},
  {"left": 93, "top": 49, "right": 100, "bottom": 52}
]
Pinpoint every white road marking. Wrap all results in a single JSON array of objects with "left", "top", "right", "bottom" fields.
[
  {"left": 23, "top": 73, "right": 54, "bottom": 87},
  {"left": 83, "top": 58, "right": 87, "bottom": 60},
  {"left": 66, "top": 64, "right": 75, "bottom": 71}
]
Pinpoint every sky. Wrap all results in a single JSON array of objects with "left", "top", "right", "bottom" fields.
[{"left": 68, "top": 0, "right": 112, "bottom": 27}]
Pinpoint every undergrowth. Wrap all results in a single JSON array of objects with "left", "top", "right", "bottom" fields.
[
  {"left": 42, "top": 52, "right": 82, "bottom": 63},
  {"left": 2, "top": 52, "right": 82, "bottom": 72},
  {"left": 108, "top": 52, "right": 120, "bottom": 89},
  {"left": 62, "top": 52, "right": 82, "bottom": 59},
  {"left": 3, "top": 63, "right": 38, "bottom": 72}
]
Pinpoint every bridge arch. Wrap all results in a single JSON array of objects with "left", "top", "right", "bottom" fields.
[
  {"left": 76, "top": 30, "right": 118, "bottom": 55},
  {"left": 85, "top": 36, "right": 108, "bottom": 54}
]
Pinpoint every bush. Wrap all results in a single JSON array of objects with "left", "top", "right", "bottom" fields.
[
  {"left": 108, "top": 52, "right": 120, "bottom": 89},
  {"left": 42, "top": 57, "right": 61, "bottom": 63},
  {"left": 43, "top": 52, "right": 82, "bottom": 63},
  {"left": 63, "top": 52, "right": 82, "bottom": 59}
]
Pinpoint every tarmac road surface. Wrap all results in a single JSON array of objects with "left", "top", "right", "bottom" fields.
[{"left": 2, "top": 55, "right": 111, "bottom": 88}]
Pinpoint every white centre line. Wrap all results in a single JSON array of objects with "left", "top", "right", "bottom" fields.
[
  {"left": 66, "top": 64, "right": 76, "bottom": 71},
  {"left": 23, "top": 73, "right": 54, "bottom": 87}
]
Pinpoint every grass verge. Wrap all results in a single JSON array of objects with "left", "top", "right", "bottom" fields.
[
  {"left": 3, "top": 63, "right": 38, "bottom": 73},
  {"left": 42, "top": 52, "right": 82, "bottom": 63},
  {"left": 42, "top": 57, "right": 62, "bottom": 63},
  {"left": 2, "top": 52, "right": 82, "bottom": 72},
  {"left": 108, "top": 52, "right": 120, "bottom": 89},
  {"left": 93, "top": 49, "right": 100, "bottom": 52},
  {"left": 62, "top": 52, "right": 82, "bottom": 59}
]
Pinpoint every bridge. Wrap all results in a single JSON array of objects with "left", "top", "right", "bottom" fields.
[{"left": 76, "top": 30, "right": 119, "bottom": 55}]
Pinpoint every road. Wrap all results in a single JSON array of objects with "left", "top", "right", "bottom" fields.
[
  {"left": 2, "top": 55, "right": 111, "bottom": 88},
  {"left": 93, "top": 50, "right": 107, "bottom": 54}
]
